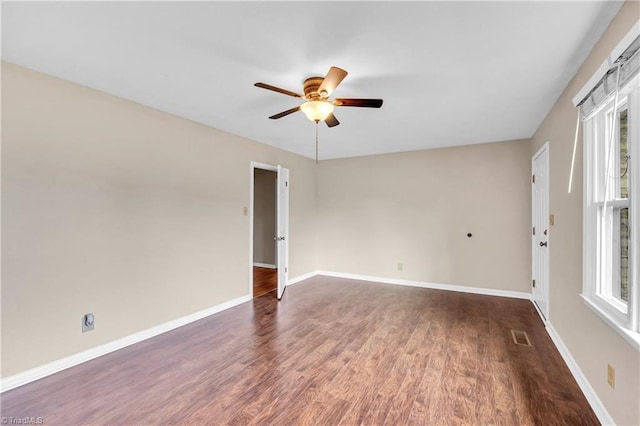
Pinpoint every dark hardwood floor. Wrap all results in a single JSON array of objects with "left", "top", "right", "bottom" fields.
[
  {"left": 1, "top": 276, "right": 598, "bottom": 425},
  {"left": 253, "top": 266, "right": 277, "bottom": 298}
]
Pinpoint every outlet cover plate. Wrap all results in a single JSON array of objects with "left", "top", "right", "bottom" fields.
[
  {"left": 82, "top": 313, "right": 95, "bottom": 333},
  {"left": 607, "top": 364, "right": 615, "bottom": 389}
]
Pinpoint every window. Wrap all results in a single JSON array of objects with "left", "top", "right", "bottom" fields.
[
  {"left": 575, "top": 25, "right": 640, "bottom": 348},
  {"left": 582, "top": 81, "right": 639, "bottom": 345}
]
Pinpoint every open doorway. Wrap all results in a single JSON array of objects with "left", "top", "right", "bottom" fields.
[
  {"left": 250, "top": 162, "right": 289, "bottom": 300},
  {"left": 252, "top": 168, "right": 277, "bottom": 297}
]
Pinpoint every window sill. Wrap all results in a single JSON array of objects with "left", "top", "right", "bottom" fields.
[{"left": 581, "top": 294, "right": 640, "bottom": 351}]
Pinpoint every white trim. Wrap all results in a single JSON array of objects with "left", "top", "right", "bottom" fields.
[
  {"left": 532, "top": 141, "right": 549, "bottom": 162},
  {"left": 583, "top": 85, "right": 639, "bottom": 334},
  {"left": 628, "top": 87, "right": 640, "bottom": 333},
  {"left": 532, "top": 297, "right": 547, "bottom": 324},
  {"left": 317, "top": 270, "right": 531, "bottom": 299},
  {"left": 280, "top": 270, "right": 531, "bottom": 299},
  {"left": 581, "top": 294, "right": 640, "bottom": 351},
  {"left": 253, "top": 262, "right": 276, "bottom": 269},
  {"left": 0, "top": 294, "right": 251, "bottom": 393},
  {"left": 573, "top": 20, "right": 640, "bottom": 107},
  {"left": 545, "top": 322, "right": 615, "bottom": 426},
  {"left": 250, "top": 161, "right": 278, "bottom": 172},
  {"left": 287, "top": 270, "right": 319, "bottom": 285}
]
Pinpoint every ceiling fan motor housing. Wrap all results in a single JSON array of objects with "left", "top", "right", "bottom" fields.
[{"left": 303, "top": 77, "right": 325, "bottom": 99}]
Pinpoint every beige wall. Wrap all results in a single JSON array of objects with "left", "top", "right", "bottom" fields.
[
  {"left": 530, "top": 2, "right": 640, "bottom": 424},
  {"left": 317, "top": 140, "right": 532, "bottom": 292},
  {"left": 3, "top": 5, "right": 639, "bottom": 422},
  {"left": 1, "top": 62, "right": 318, "bottom": 377},
  {"left": 253, "top": 169, "right": 276, "bottom": 265}
]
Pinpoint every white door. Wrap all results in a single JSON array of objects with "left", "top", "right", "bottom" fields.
[
  {"left": 532, "top": 143, "right": 550, "bottom": 320},
  {"left": 276, "top": 165, "right": 289, "bottom": 300}
]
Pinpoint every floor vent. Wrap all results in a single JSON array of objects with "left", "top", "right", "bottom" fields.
[{"left": 511, "top": 329, "right": 532, "bottom": 347}]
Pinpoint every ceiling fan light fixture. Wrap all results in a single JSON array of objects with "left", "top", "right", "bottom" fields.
[
  {"left": 255, "top": 66, "right": 382, "bottom": 127},
  {"left": 300, "top": 100, "right": 334, "bottom": 122}
]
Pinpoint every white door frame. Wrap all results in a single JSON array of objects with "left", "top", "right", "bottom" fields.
[
  {"left": 532, "top": 142, "right": 550, "bottom": 321},
  {"left": 249, "top": 161, "right": 288, "bottom": 298}
]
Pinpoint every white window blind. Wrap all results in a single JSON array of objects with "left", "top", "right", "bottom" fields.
[{"left": 577, "top": 35, "right": 639, "bottom": 119}]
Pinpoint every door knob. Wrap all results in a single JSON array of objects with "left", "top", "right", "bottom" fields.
[{"left": 539, "top": 241, "right": 548, "bottom": 247}]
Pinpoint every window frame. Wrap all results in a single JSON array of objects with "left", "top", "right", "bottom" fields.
[{"left": 582, "top": 80, "right": 640, "bottom": 349}]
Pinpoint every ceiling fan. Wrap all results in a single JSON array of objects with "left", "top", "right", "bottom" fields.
[{"left": 254, "top": 66, "right": 383, "bottom": 127}]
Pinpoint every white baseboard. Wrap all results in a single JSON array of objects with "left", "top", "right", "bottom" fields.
[
  {"left": 545, "top": 323, "right": 614, "bottom": 426},
  {"left": 287, "top": 270, "right": 319, "bottom": 285},
  {"left": 532, "top": 299, "right": 548, "bottom": 323},
  {"left": 253, "top": 262, "right": 276, "bottom": 269},
  {"left": 0, "top": 271, "right": 533, "bottom": 393},
  {"left": 317, "top": 270, "right": 532, "bottom": 300},
  {"left": 0, "top": 294, "right": 252, "bottom": 393}
]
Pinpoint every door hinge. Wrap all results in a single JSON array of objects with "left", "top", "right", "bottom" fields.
[
  {"left": 532, "top": 174, "right": 536, "bottom": 183},
  {"left": 532, "top": 226, "right": 536, "bottom": 235},
  {"left": 286, "top": 181, "right": 288, "bottom": 187},
  {"left": 285, "top": 267, "right": 288, "bottom": 272},
  {"left": 532, "top": 279, "right": 536, "bottom": 288}
]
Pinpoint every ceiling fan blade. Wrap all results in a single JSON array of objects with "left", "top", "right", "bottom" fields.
[
  {"left": 269, "top": 106, "right": 301, "bottom": 120},
  {"left": 255, "top": 82, "right": 303, "bottom": 98},
  {"left": 318, "top": 66, "right": 348, "bottom": 97},
  {"left": 325, "top": 113, "right": 340, "bottom": 128},
  {"left": 334, "top": 98, "right": 383, "bottom": 108}
]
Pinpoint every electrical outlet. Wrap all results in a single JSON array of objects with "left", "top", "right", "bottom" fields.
[
  {"left": 397, "top": 262, "right": 403, "bottom": 271},
  {"left": 607, "top": 364, "right": 615, "bottom": 389},
  {"left": 82, "top": 313, "right": 95, "bottom": 333}
]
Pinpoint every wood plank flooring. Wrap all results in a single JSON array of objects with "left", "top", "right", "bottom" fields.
[
  {"left": 1, "top": 276, "right": 598, "bottom": 425},
  {"left": 253, "top": 267, "right": 277, "bottom": 298}
]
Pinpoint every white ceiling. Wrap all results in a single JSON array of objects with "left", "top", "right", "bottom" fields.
[{"left": 1, "top": 1, "right": 623, "bottom": 160}]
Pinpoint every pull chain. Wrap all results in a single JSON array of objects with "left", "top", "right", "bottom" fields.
[{"left": 315, "top": 120, "right": 319, "bottom": 164}]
